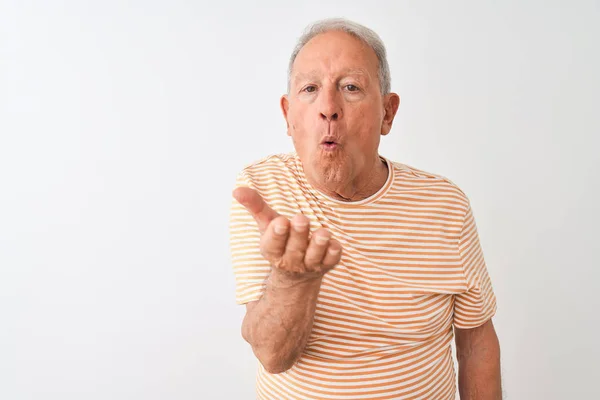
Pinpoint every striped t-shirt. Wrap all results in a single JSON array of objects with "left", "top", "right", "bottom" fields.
[{"left": 229, "top": 152, "right": 497, "bottom": 400}]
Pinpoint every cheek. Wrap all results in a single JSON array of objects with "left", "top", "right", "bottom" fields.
[
  {"left": 289, "top": 110, "right": 315, "bottom": 138},
  {"left": 288, "top": 109, "right": 307, "bottom": 134},
  {"left": 347, "top": 108, "right": 383, "bottom": 149},
  {"left": 364, "top": 104, "right": 384, "bottom": 133},
  {"left": 349, "top": 106, "right": 377, "bottom": 134}
]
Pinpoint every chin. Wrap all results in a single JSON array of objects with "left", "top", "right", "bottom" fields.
[{"left": 313, "top": 157, "right": 351, "bottom": 186}]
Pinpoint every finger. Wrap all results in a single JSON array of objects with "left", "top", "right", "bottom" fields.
[
  {"left": 233, "top": 187, "right": 279, "bottom": 234},
  {"left": 260, "top": 216, "right": 290, "bottom": 262},
  {"left": 281, "top": 214, "right": 311, "bottom": 272},
  {"left": 304, "top": 228, "right": 331, "bottom": 270},
  {"left": 321, "top": 239, "right": 342, "bottom": 270}
]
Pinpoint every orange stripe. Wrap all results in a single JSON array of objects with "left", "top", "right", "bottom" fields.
[{"left": 230, "top": 152, "right": 496, "bottom": 399}]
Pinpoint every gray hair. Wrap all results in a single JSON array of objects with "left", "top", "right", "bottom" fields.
[{"left": 287, "top": 18, "right": 391, "bottom": 95}]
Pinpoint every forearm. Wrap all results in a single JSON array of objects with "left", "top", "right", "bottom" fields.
[
  {"left": 457, "top": 326, "right": 502, "bottom": 399},
  {"left": 242, "top": 272, "right": 322, "bottom": 374}
]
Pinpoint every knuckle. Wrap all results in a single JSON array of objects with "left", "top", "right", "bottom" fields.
[
  {"left": 273, "top": 258, "right": 290, "bottom": 271},
  {"left": 275, "top": 254, "right": 299, "bottom": 273},
  {"left": 289, "top": 233, "right": 310, "bottom": 250},
  {"left": 285, "top": 247, "right": 306, "bottom": 261},
  {"left": 261, "top": 239, "right": 283, "bottom": 260},
  {"left": 303, "top": 255, "right": 319, "bottom": 269}
]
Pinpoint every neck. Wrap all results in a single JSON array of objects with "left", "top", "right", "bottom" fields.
[{"left": 311, "top": 156, "right": 388, "bottom": 202}]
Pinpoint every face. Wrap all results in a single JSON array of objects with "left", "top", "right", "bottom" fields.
[{"left": 281, "top": 30, "right": 400, "bottom": 191}]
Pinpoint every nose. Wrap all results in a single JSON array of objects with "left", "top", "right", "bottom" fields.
[
  {"left": 321, "top": 111, "right": 339, "bottom": 121},
  {"left": 319, "top": 87, "right": 342, "bottom": 122}
]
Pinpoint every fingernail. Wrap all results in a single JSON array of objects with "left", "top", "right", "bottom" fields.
[
  {"left": 328, "top": 247, "right": 340, "bottom": 255},
  {"left": 274, "top": 224, "right": 288, "bottom": 235},
  {"left": 293, "top": 222, "right": 308, "bottom": 232},
  {"left": 315, "top": 236, "right": 329, "bottom": 245}
]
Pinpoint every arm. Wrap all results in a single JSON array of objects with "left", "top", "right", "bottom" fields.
[
  {"left": 455, "top": 319, "right": 502, "bottom": 400},
  {"left": 242, "top": 272, "right": 321, "bottom": 374},
  {"left": 233, "top": 186, "right": 342, "bottom": 374}
]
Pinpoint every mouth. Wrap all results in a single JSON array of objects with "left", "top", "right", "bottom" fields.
[{"left": 320, "top": 136, "right": 339, "bottom": 151}]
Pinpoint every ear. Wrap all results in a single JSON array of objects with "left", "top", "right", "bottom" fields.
[
  {"left": 280, "top": 95, "right": 291, "bottom": 136},
  {"left": 381, "top": 93, "right": 400, "bottom": 136}
]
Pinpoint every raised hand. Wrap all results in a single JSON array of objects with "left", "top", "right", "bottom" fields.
[{"left": 233, "top": 187, "right": 342, "bottom": 284}]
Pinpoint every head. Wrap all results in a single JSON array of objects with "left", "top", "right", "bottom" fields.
[{"left": 281, "top": 18, "right": 400, "bottom": 195}]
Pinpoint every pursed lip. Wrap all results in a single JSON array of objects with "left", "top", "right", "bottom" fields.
[{"left": 320, "top": 135, "right": 340, "bottom": 145}]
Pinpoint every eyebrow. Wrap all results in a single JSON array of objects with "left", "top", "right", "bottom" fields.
[{"left": 293, "top": 68, "right": 370, "bottom": 85}]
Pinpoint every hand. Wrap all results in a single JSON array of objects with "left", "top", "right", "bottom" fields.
[{"left": 233, "top": 187, "right": 342, "bottom": 284}]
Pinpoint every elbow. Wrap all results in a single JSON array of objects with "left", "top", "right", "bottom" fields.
[
  {"left": 246, "top": 342, "right": 299, "bottom": 374},
  {"left": 241, "top": 327, "right": 296, "bottom": 373},
  {"left": 241, "top": 320, "right": 293, "bottom": 373},
  {"left": 264, "top": 364, "right": 292, "bottom": 374},
  {"left": 260, "top": 353, "right": 296, "bottom": 374},
  {"left": 240, "top": 310, "right": 300, "bottom": 374}
]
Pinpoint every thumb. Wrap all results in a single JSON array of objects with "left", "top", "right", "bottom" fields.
[{"left": 232, "top": 187, "right": 279, "bottom": 233}]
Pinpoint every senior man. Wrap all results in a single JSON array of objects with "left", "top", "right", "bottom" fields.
[{"left": 229, "top": 18, "right": 501, "bottom": 400}]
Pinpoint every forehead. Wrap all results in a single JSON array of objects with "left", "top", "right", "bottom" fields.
[{"left": 291, "top": 30, "right": 379, "bottom": 79}]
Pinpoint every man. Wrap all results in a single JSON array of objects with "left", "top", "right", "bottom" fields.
[{"left": 229, "top": 18, "right": 501, "bottom": 400}]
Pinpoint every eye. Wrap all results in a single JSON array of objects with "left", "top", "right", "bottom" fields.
[
  {"left": 303, "top": 85, "right": 317, "bottom": 93},
  {"left": 345, "top": 84, "right": 360, "bottom": 92}
]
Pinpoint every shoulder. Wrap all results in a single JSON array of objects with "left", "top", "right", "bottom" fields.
[
  {"left": 233, "top": 153, "right": 305, "bottom": 211},
  {"left": 387, "top": 158, "right": 472, "bottom": 214},
  {"left": 235, "top": 152, "right": 299, "bottom": 185}
]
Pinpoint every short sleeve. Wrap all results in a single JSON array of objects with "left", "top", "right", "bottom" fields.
[
  {"left": 228, "top": 171, "right": 271, "bottom": 305},
  {"left": 453, "top": 204, "right": 497, "bottom": 329}
]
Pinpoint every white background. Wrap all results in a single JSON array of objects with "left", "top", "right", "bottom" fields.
[{"left": 1, "top": 0, "right": 599, "bottom": 399}]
